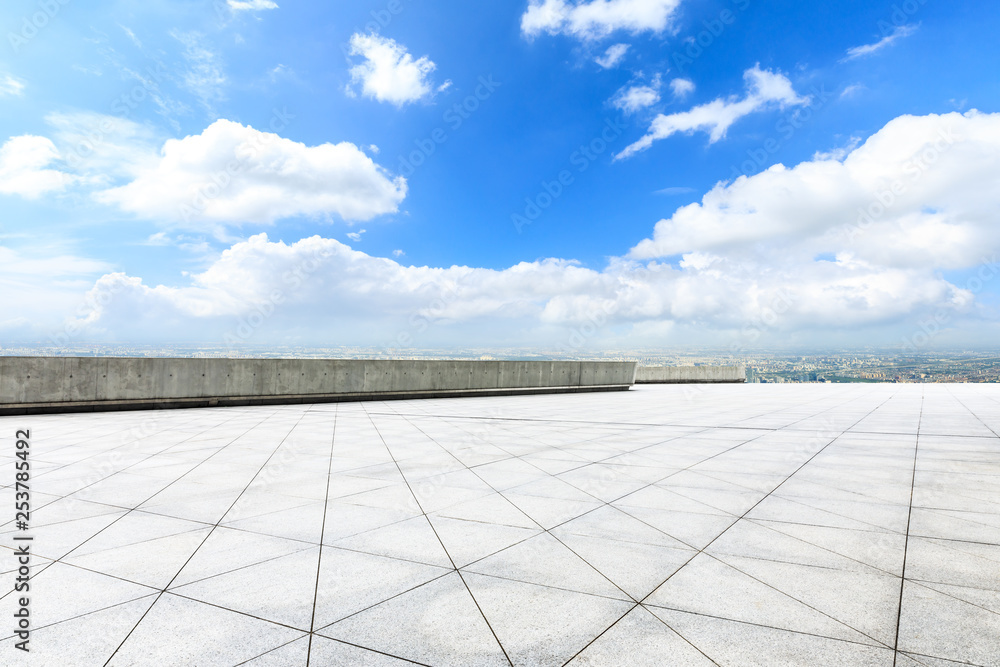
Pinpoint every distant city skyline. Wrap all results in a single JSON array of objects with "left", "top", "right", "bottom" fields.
[{"left": 3, "top": 1, "right": 1000, "bottom": 351}]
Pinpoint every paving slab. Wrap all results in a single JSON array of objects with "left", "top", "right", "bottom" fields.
[{"left": 0, "top": 383, "right": 997, "bottom": 665}]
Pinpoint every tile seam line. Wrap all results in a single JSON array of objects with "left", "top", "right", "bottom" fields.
[
  {"left": 0, "top": 409, "right": 286, "bottom": 605},
  {"left": 0, "top": 591, "right": 160, "bottom": 641},
  {"left": 398, "top": 388, "right": 873, "bottom": 661},
  {"left": 640, "top": 601, "right": 896, "bottom": 650},
  {"left": 695, "top": 549, "right": 894, "bottom": 646},
  {"left": 311, "top": 571, "right": 454, "bottom": 631},
  {"left": 946, "top": 385, "right": 1000, "bottom": 439},
  {"left": 630, "top": 391, "right": 901, "bottom": 653},
  {"left": 359, "top": 402, "right": 515, "bottom": 667},
  {"left": 908, "top": 579, "right": 1000, "bottom": 619},
  {"left": 565, "top": 602, "right": 726, "bottom": 667},
  {"left": 901, "top": 647, "right": 991, "bottom": 667},
  {"left": 387, "top": 414, "right": 641, "bottom": 602},
  {"left": 892, "top": 387, "right": 924, "bottom": 667},
  {"left": 393, "top": 405, "right": 774, "bottom": 582},
  {"left": 306, "top": 403, "right": 339, "bottom": 666},
  {"left": 101, "top": 410, "right": 314, "bottom": 667},
  {"left": 397, "top": 387, "right": 873, "bottom": 593},
  {"left": 0, "top": 408, "right": 279, "bottom": 531},
  {"left": 233, "top": 634, "right": 310, "bottom": 666},
  {"left": 307, "top": 634, "right": 433, "bottom": 666}
]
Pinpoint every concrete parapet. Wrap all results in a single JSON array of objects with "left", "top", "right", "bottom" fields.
[
  {"left": 635, "top": 365, "right": 746, "bottom": 384},
  {"left": 0, "top": 357, "right": 637, "bottom": 415}
]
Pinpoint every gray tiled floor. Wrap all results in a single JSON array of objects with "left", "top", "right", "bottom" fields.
[{"left": 2, "top": 383, "right": 999, "bottom": 666}]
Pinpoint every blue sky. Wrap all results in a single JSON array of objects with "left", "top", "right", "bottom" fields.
[{"left": 2, "top": 0, "right": 1000, "bottom": 352}]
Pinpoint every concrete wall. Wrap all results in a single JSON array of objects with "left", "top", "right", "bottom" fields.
[
  {"left": 635, "top": 365, "right": 745, "bottom": 384},
  {"left": 0, "top": 357, "right": 637, "bottom": 414}
]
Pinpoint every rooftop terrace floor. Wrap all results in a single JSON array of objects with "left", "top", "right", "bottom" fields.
[{"left": 1, "top": 383, "right": 999, "bottom": 666}]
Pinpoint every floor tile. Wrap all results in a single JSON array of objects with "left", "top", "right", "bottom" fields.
[
  {"left": 463, "top": 571, "right": 633, "bottom": 667},
  {"left": 318, "top": 572, "right": 508, "bottom": 666}
]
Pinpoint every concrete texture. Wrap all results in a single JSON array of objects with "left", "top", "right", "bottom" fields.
[
  {"left": 0, "top": 358, "right": 636, "bottom": 415},
  {"left": 0, "top": 383, "right": 997, "bottom": 666},
  {"left": 635, "top": 365, "right": 745, "bottom": 383}
]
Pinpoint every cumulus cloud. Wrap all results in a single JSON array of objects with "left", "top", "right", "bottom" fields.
[
  {"left": 0, "top": 135, "right": 77, "bottom": 199},
  {"left": 669, "top": 77, "right": 694, "bottom": 99},
  {"left": 630, "top": 111, "right": 1000, "bottom": 272},
  {"left": 616, "top": 65, "right": 809, "bottom": 159},
  {"left": 842, "top": 24, "right": 918, "bottom": 61},
  {"left": 522, "top": 0, "right": 683, "bottom": 40},
  {"left": 612, "top": 84, "right": 660, "bottom": 114},
  {"left": 94, "top": 119, "right": 406, "bottom": 226},
  {"left": 346, "top": 33, "right": 439, "bottom": 106},
  {"left": 595, "top": 43, "right": 630, "bottom": 68}
]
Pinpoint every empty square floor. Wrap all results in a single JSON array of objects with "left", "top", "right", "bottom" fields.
[{"left": 1, "top": 383, "right": 998, "bottom": 666}]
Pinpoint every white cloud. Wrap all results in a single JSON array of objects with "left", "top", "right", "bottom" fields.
[
  {"left": 144, "top": 232, "right": 171, "bottom": 246},
  {"left": 0, "top": 74, "right": 25, "bottom": 97},
  {"left": 346, "top": 33, "right": 439, "bottom": 106},
  {"left": 228, "top": 0, "right": 278, "bottom": 10},
  {"left": 94, "top": 119, "right": 407, "bottom": 227},
  {"left": 14, "top": 111, "right": 1000, "bottom": 348},
  {"left": 812, "top": 136, "right": 862, "bottom": 162},
  {"left": 840, "top": 83, "right": 865, "bottom": 99},
  {"left": 595, "top": 43, "right": 630, "bottom": 68},
  {"left": 0, "top": 113, "right": 161, "bottom": 199},
  {"left": 655, "top": 186, "right": 695, "bottom": 195},
  {"left": 44, "top": 111, "right": 160, "bottom": 181},
  {"left": 629, "top": 111, "right": 1000, "bottom": 274},
  {"left": 0, "top": 244, "right": 112, "bottom": 338},
  {"left": 616, "top": 65, "right": 809, "bottom": 159},
  {"left": 346, "top": 229, "right": 366, "bottom": 242},
  {"left": 843, "top": 24, "right": 918, "bottom": 61},
  {"left": 669, "top": 77, "right": 694, "bottom": 99},
  {"left": 119, "top": 24, "right": 142, "bottom": 47},
  {"left": 612, "top": 84, "right": 660, "bottom": 114},
  {"left": 172, "top": 31, "right": 226, "bottom": 115},
  {"left": 0, "top": 135, "right": 77, "bottom": 199},
  {"left": 522, "top": 0, "right": 683, "bottom": 40}
]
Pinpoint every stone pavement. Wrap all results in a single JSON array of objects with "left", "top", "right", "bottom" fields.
[{"left": 1, "top": 383, "right": 997, "bottom": 666}]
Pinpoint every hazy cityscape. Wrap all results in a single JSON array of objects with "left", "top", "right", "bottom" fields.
[{"left": 4, "top": 343, "right": 999, "bottom": 384}]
